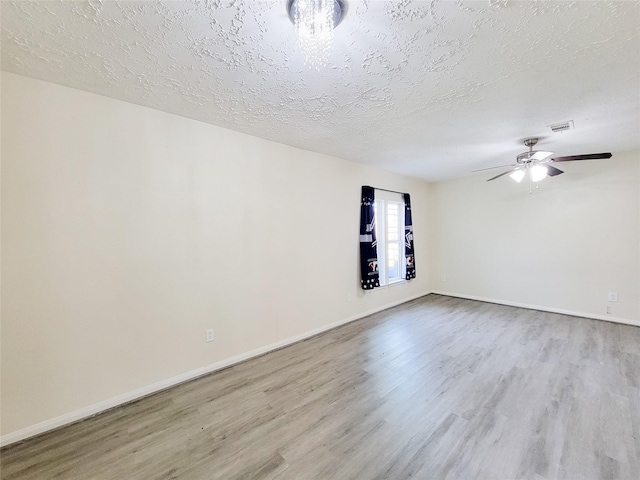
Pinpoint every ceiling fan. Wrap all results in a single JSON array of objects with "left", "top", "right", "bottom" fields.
[{"left": 474, "top": 138, "right": 612, "bottom": 189}]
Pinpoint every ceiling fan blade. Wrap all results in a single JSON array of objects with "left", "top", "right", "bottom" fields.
[
  {"left": 546, "top": 165, "right": 564, "bottom": 177},
  {"left": 487, "top": 169, "right": 518, "bottom": 182},
  {"left": 551, "top": 153, "right": 612, "bottom": 162},
  {"left": 471, "top": 163, "right": 517, "bottom": 172},
  {"left": 531, "top": 151, "right": 554, "bottom": 161}
]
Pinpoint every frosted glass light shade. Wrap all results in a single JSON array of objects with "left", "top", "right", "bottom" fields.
[
  {"left": 530, "top": 164, "right": 548, "bottom": 182},
  {"left": 510, "top": 169, "right": 525, "bottom": 183}
]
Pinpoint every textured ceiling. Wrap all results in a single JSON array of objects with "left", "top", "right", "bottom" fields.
[{"left": 2, "top": 0, "right": 639, "bottom": 181}]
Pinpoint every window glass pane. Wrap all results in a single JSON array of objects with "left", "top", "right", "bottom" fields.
[
  {"left": 388, "top": 242, "right": 399, "bottom": 279},
  {"left": 372, "top": 193, "right": 406, "bottom": 286},
  {"left": 387, "top": 203, "right": 399, "bottom": 241},
  {"left": 374, "top": 200, "right": 386, "bottom": 285}
]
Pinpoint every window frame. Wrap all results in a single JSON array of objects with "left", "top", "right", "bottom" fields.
[{"left": 373, "top": 190, "right": 406, "bottom": 287}]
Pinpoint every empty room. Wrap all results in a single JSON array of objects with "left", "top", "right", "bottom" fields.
[{"left": 1, "top": 1, "right": 639, "bottom": 479}]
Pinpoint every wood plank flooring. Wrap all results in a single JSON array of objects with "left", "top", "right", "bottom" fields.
[{"left": 2, "top": 294, "right": 639, "bottom": 479}]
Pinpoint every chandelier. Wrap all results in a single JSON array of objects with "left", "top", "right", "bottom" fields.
[{"left": 287, "top": 0, "right": 347, "bottom": 68}]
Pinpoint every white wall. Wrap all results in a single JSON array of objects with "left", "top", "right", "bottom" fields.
[
  {"left": 4, "top": 71, "right": 638, "bottom": 445},
  {"left": 0, "top": 73, "right": 431, "bottom": 440},
  {"left": 430, "top": 150, "right": 640, "bottom": 324}
]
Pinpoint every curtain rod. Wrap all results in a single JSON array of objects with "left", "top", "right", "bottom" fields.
[{"left": 368, "top": 186, "right": 407, "bottom": 195}]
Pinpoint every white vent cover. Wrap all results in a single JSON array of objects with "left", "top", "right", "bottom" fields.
[{"left": 548, "top": 120, "right": 574, "bottom": 133}]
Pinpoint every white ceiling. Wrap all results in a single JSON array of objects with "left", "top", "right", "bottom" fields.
[{"left": 2, "top": 0, "right": 639, "bottom": 181}]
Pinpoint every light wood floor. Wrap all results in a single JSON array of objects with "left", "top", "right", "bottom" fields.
[{"left": 2, "top": 294, "right": 639, "bottom": 479}]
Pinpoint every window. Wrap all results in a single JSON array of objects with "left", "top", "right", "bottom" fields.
[{"left": 374, "top": 191, "right": 406, "bottom": 285}]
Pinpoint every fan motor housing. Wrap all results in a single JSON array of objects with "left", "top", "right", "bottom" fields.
[
  {"left": 516, "top": 152, "right": 535, "bottom": 164},
  {"left": 516, "top": 137, "right": 540, "bottom": 164}
]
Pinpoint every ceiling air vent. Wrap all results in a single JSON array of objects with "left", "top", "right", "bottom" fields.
[{"left": 548, "top": 120, "right": 574, "bottom": 133}]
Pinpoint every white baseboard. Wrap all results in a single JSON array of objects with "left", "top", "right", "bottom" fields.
[
  {"left": 0, "top": 291, "right": 431, "bottom": 448},
  {"left": 430, "top": 290, "right": 640, "bottom": 328}
]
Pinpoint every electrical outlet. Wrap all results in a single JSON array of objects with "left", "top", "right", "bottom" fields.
[
  {"left": 607, "top": 292, "right": 618, "bottom": 302},
  {"left": 441, "top": 274, "right": 446, "bottom": 282},
  {"left": 606, "top": 306, "right": 612, "bottom": 315},
  {"left": 347, "top": 294, "right": 353, "bottom": 302},
  {"left": 206, "top": 329, "right": 214, "bottom": 343}
]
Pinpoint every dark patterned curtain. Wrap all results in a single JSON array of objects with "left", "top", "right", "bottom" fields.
[
  {"left": 404, "top": 193, "right": 416, "bottom": 280},
  {"left": 359, "top": 186, "right": 380, "bottom": 290}
]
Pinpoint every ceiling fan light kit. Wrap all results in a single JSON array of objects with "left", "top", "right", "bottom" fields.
[{"left": 475, "top": 137, "right": 612, "bottom": 193}]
